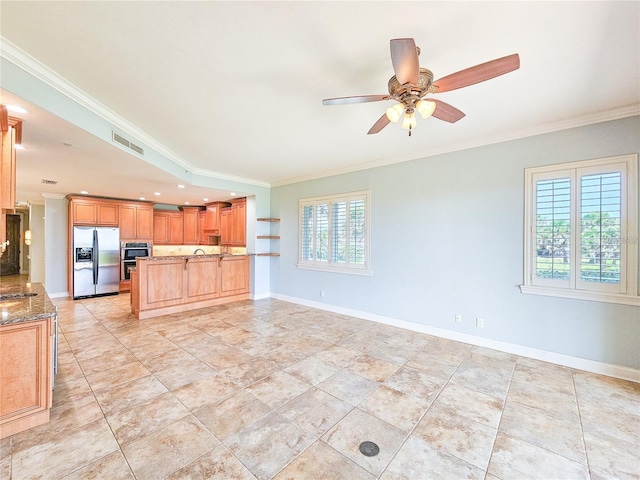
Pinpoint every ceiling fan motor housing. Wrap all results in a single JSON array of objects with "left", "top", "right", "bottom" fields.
[{"left": 388, "top": 68, "right": 436, "bottom": 108}]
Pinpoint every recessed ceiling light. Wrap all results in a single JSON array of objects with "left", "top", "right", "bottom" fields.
[
  {"left": 203, "top": 198, "right": 209, "bottom": 202},
  {"left": 184, "top": 201, "right": 190, "bottom": 205},
  {"left": 177, "top": 184, "right": 185, "bottom": 189},
  {"left": 6, "top": 105, "right": 28, "bottom": 114},
  {"left": 14, "top": 144, "right": 25, "bottom": 150},
  {"left": 154, "top": 192, "right": 161, "bottom": 196},
  {"left": 80, "top": 190, "right": 89, "bottom": 194},
  {"left": 230, "top": 192, "right": 236, "bottom": 196},
  {"left": 139, "top": 197, "right": 146, "bottom": 201}
]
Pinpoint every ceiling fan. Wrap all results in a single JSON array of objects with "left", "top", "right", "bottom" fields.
[{"left": 322, "top": 38, "right": 520, "bottom": 136}]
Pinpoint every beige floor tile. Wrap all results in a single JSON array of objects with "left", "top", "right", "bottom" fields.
[
  {"left": 321, "top": 408, "right": 406, "bottom": 477},
  {"left": 172, "top": 371, "right": 241, "bottom": 410},
  {"left": 94, "top": 374, "right": 168, "bottom": 415},
  {"left": 346, "top": 355, "right": 400, "bottom": 383},
  {"left": 11, "top": 419, "right": 119, "bottom": 480},
  {"left": 449, "top": 361, "right": 511, "bottom": 400},
  {"left": 317, "top": 370, "right": 379, "bottom": 406},
  {"left": 487, "top": 431, "right": 589, "bottom": 480},
  {"left": 583, "top": 430, "right": 640, "bottom": 478},
  {"left": 246, "top": 370, "right": 311, "bottom": 409},
  {"left": 506, "top": 378, "right": 580, "bottom": 423},
  {"left": 274, "top": 440, "right": 376, "bottom": 480},
  {"left": 419, "top": 337, "right": 472, "bottom": 365},
  {"left": 225, "top": 412, "right": 315, "bottom": 480},
  {"left": 166, "top": 444, "right": 257, "bottom": 479},
  {"left": 383, "top": 365, "right": 444, "bottom": 403},
  {"left": 77, "top": 348, "right": 139, "bottom": 376},
  {"left": 61, "top": 450, "right": 134, "bottom": 479},
  {"left": 278, "top": 387, "right": 353, "bottom": 436},
  {"left": 414, "top": 403, "right": 497, "bottom": 470},
  {"left": 194, "top": 389, "right": 272, "bottom": 440},
  {"left": 285, "top": 355, "right": 342, "bottom": 385},
  {"left": 404, "top": 349, "right": 459, "bottom": 381},
  {"left": 579, "top": 401, "right": 640, "bottom": 445},
  {"left": 51, "top": 375, "right": 94, "bottom": 406},
  {"left": 512, "top": 359, "right": 574, "bottom": 396},
  {"left": 430, "top": 382, "right": 504, "bottom": 428},
  {"left": 122, "top": 414, "right": 219, "bottom": 480},
  {"left": 314, "top": 344, "right": 363, "bottom": 368},
  {"left": 367, "top": 343, "right": 421, "bottom": 365},
  {"left": 0, "top": 456, "right": 10, "bottom": 480},
  {"left": 219, "top": 356, "right": 280, "bottom": 387},
  {"left": 153, "top": 357, "right": 216, "bottom": 390},
  {"left": 106, "top": 391, "right": 190, "bottom": 445},
  {"left": 380, "top": 434, "right": 485, "bottom": 480},
  {"left": 499, "top": 399, "right": 587, "bottom": 464},
  {"left": 84, "top": 360, "right": 151, "bottom": 391},
  {"left": 359, "top": 385, "right": 430, "bottom": 432}
]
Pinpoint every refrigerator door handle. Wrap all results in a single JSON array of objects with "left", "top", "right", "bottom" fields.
[{"left": 93, "top": 229, "right": 99, "bottom": 285}]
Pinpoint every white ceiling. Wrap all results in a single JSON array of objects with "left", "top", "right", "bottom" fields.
[{"left": 1, "top": 1, "right": 638, "bottom": 206}]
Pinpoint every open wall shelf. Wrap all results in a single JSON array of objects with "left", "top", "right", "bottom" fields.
[{"left": 256, "top": 218, "right": 280, "bottom": 257}]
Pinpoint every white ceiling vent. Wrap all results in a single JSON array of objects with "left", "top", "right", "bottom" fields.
[{"left": 112, "top": 132, "right": 144, "bottom": 156}]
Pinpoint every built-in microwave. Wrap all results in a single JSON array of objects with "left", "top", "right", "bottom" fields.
[{"left": 121, "top": 242, "right": 151, "bottom": 280}]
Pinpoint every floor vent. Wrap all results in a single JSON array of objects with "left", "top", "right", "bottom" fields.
[
  {"left": 41, "top": 179, "right": 58, "bottom": 185},
  {"left": 112, "top": 132, "right": 144, "bottom": 156}
]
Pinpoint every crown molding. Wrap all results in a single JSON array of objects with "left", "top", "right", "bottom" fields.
[{"left": 0, "top": 37, "right": 268, "bottom": 188}]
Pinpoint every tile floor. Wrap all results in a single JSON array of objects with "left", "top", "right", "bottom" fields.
[{"left": 1, "top": 293, "right": 638, "bottom": 479}]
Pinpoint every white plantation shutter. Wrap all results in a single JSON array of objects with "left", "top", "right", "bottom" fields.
[{"left": 298, "top": 191, "right": 370, "bottom": 274}]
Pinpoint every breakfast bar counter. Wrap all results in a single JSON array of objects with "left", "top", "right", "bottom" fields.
[{"left": 130, "top": 254, "right": 250, "bottom": 319}]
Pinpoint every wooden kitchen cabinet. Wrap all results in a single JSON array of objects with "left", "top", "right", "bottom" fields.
[
  {"left": 203, "top": 201, "right": 230, "bottom": 235},
  {"left": 0, "top": 317, "right": 53, "bottom": 439},
  {"left": 221, "top": 198, "right": 246, "bottom": 246},
  {"left": 153, "top": 211, "right": 184, "bottom": 244},
  {"left": 119, "top": 202, "right": 153, "bottom": 241},
  {"left": 220, "top": 255, "right": 250, "bottom": 295},
  {"left": 69, "top": 198, "right": 119, "bottom": 226},
  {"left": 181, "top": 207, "right": 200, "bottom": 245},
  {"left": 1, "top": 108, "right": 22, "bottom": 248}
]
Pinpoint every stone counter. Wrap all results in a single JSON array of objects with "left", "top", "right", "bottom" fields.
[
  {"left": 139, "top": 253, "right": 253, "bottom": 261},
  {"left": 0, "top": 283, "right": 57, "bottom": 326}
]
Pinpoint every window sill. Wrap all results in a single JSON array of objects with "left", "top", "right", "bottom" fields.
[
  {"left": 520, "top": 285, "right": 640, "bottom": 306},
  {"left": 297, "top": 263, "right": 373, "bottom": 276}
]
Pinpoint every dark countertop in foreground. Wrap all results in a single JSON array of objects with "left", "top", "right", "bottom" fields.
[{"left": 0, "top": 283, "right": 56, "bottom": 326}]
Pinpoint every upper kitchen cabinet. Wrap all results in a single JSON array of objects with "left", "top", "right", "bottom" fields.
[
  {"left": 153, "top": 211, "right": 184, "bottom": 245},
  {"left": 68, "top": 196, "right": 119, "bottom": 226},
  {"left": 221, "top": 198, "right": 246, "bottom": 246},
  {"left": 203, "top": 201, "right": 230, "bottom": 236},
  {"left": 181, "top": 207, "right": 201, "bottom": 245},
  {"left": 119, "top": 202, "right": 153, "bottom": 241},
  {"left": 1, "top": 107, "right": 22, "bottom": 249}
]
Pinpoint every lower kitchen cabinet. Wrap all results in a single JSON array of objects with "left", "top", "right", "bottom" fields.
[
  {"left": 130, "top": 255, "right": 249, "bottom": 319},
  {"left": 0, "top": 317, "right": 53, "bottom": 439}
]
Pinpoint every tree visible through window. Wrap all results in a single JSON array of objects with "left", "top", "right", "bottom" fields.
[{"left": 299, "top": 191, "right": 370, "bottom": 274}]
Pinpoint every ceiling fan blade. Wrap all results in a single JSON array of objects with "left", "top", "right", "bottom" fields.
[
  {"left": 433, "top": 53, "right": 520, "bottom": 93},
  {"left": 390, "top": 38, "right": 419, "bottom": 85},
  {"left": 431, "top": 99, "right": 465, "bottom": 123},
  {"left": 323, "top": 95, "right": 389, "bottom": 106},
  {"left": 367, "top": 114, "right": 391, "bottom": 135}
]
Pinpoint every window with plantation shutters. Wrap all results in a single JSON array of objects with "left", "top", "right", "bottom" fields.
[
  {"left": 298, "top": 191, "right": 371, "bottom": 274},
  {"left": 522, "top": 155, "right": 638, "bottom": 305}
]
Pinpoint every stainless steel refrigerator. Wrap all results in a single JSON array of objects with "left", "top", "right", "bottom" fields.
[{"left": 73, "top": 226, "right": 120, "bottom": 299}]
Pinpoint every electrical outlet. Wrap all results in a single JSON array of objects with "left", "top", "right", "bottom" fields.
[
  {"left": 320, "top": 290, "right": 325, "bottom": 297},
  {"left": 476, "top": 318, "right": 485, "bottom": 328},
  {"left": 455, "top": 314, "right": 462, "bottom": 323}
]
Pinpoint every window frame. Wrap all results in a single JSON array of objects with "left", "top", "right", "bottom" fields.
[
  {"left": 521, "top": 154, "right": 639, "bottom": 306},
  {"left": 297, "top": 190, "right": 372, "bottom": 276}
]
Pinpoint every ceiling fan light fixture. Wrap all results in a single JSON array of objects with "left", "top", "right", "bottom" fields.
[
  {"left": 385, "top": 103, "right": 405, "bottom": 123},
  {"left": 401, "top": 111, "right": 417, "bottom": 130},
  {"left": 416, "top": 99, "right": 436, "bottom": 119}
]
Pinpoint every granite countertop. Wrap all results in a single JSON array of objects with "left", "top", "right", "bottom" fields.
[
  {"left": 138, "top": 253, "right": 252, "bottom": 261},
  {"left": 0, "top": 283, "right": 57, "bottom": 326}
]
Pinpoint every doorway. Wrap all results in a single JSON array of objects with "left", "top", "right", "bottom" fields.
[{"left": 1, "top": 214, "right": 21, "bottom": 275}]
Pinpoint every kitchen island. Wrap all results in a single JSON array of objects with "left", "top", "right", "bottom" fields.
[
  {"left": 0, "top": 282, "right": 56, "bottom": 439},
  {"left": 130, "top": 254, "right": 250, "bottom": 320}
]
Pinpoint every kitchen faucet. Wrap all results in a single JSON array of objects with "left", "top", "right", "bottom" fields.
[{"left": 193, "top": 248, "right": 206, "bottom": 255}]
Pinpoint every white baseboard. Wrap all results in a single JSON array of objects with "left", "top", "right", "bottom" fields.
[
  {"left": 251, "top": 292, "right": 271, "bottom": 301},
  {"left": 46, "top": 291, "right": 69, "bottom": 299},
  {"left": 270, "top": 293, "right": 640, "bottom": 384}
]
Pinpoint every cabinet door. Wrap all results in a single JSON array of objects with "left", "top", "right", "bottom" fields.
[
  {"left": 232, "top": 202, "right": 246, "bottom": 246},
  {"left": 220, "top": 209, "right": 232, "bottom": 245},
  {"left": 1, "top": 127, "right": 16, "bottom": 211},
  {"left": 198, "top": 211, "right": 209, "bottom": 245},
  {"left": 153, "top": 213, "right": 169, "bottom": 244},
  {"left": 168, "top": 214, "right": 184, "bottom": 244},
  {"left": 72, "top": 202, "right": 97, "bottom": 224},
  {"left": 182, "top": 208, "right": 199, "bottom": 244},
  {"left": 204, "top": 203, "right": 219, "bottom": 232},
  {"left": 136, "top": 206, "right": 154, "bottom": 240},
  {"left": 119, "top": 205, "right": 137, "bottom": 239},
  {"left": 220, "top": 256, "right": 249, "bottom": 295},
  {"left": 186, "top": 257, "right": 218, "bottom": 300},
  {"left": 97, "top": 203, "right": 118, "bottom": 225},
  {"left": 0, "top": 318, "right": 52, "bottom": 433}
]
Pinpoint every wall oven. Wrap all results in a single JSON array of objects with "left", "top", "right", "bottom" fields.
[{"left": 121, "top": 241, "right": 151, "bottom": 281}]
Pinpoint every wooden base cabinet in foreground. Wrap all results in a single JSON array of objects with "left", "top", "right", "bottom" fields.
[
  {"left": 130, "top": 255, "right": 250, "bottom": 319},
  {"left": 0, "top": 317, "right": 53, "bottom": 439}
]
